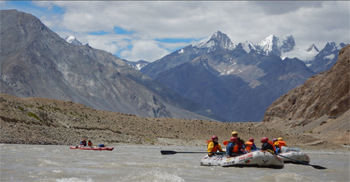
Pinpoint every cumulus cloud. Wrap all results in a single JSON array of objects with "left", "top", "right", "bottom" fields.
[
  {"left": 121, "top": 40, "right": 170, "bottom": 62},
  {"left": 25, "top": 1, "right": 350, "bottom": 61},
  {"left": 253, "top": 1, "right": 323, "bottom": 15}
]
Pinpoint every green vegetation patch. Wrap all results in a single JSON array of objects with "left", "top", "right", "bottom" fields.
[
  {"left": 27, "top": 112, "right": 42, "bottom": 122},
  {"left": 18, "top": 106, "right": 25, "bottom": 111}
]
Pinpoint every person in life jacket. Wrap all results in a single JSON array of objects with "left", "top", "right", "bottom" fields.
[
  {"left": 80, "top": 139, "right": 87, "bottom": 146},
  {"left": 231, "top": 131, "right": 245, "bottom": 152},
  {"left": 273, "top": 138, "right": 280, "bottom": 153},
  {"left": 207, "top": 135, "right": 224, "bottom": 156},
  {"left": 226, "top": 137, "right": 241, "bottom": 158},
  {"left": 88, "top": 140, "right": 93, "bottom": 147},
  {"left": 245, "top": 138, "right": 257, "bottom": 152},
  {"left": 277, "top": 137, "right": 287, "bottom": 151},
  {"left": 260, "top": 137, "right": 275, "bottom": 153}
]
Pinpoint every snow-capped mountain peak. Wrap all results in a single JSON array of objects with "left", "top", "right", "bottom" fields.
[
  {"left": 193, "top": 31, "right": 236, "bottom": 51},
  {"left": 242, "top": 41, "right": 256, "bottom": 53},
  {"left": 256, "top": 34, "right": 295, "bottom": 56},
  {"left": 65, "top": 35, "right": 75, "bottom": 43},
  {"left": 65, "top": 35, "right": 82, "bottom": 45},
  {"left": 307, "top": 44, "right": 319, "bottom": 52}
]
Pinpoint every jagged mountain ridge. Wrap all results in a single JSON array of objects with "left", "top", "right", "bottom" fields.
[
  {"left": 141, "top": 31, "right": 316, "bottom": 121},
  {"left": 0, "top": 10, "right": 219, "bottom": 121}
]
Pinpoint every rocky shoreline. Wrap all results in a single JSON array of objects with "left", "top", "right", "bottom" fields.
[{"left": 0, "top": 93, "right": 347, "bottom": 151}]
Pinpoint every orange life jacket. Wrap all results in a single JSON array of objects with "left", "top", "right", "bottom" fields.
[
  {"left": 277, "top": 141, "right": 286, "bottom": 150},
  {"left": 245, "top": 141, "right": 253, "bottom": 152},
  {"left": 230, "top": 143, "right": 239, "bottom": 153},
  {"left": 267, "top": 141, "right": 276, "bottom": 152}
]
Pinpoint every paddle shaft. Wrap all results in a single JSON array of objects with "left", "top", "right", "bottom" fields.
[
  {"left": 277, "top": 154, "right": 327, "bottom": 169},
  {"left": 161, "top": 150, "right": 225, "bottom": 155}
]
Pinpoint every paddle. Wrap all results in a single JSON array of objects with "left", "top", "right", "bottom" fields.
[
  {"left": 277, "top": 154, "right": 327, "bottom": 170},
  {"left": 264, "top": 149, "right": 326, "bottom": 169},
  {"left": 161, "top": 150, "right": 226, "bottom": 155}
]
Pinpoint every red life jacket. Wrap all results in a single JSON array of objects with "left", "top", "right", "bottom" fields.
[
  {"left": 277, "top": 141, "right": 286, "bottom": 150},
  {"left": 267, "top": 141, "right": 276, "bottom": 152}
]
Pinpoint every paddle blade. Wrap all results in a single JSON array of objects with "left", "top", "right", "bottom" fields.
[
  {"left": 161, "top": 150, "right": 177, "bottom": 155},
  {"left": 223, "top": 141, "right": 229, "bottom": 145},
  {"left": 312, "top": 165, "right": 327, "bottom": 170}
]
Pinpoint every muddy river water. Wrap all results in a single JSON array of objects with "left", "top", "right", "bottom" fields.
[{"left": 0, "top": 144, "right": 349, "bottom": 181}]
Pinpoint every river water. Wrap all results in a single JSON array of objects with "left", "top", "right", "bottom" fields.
[{"left": 0, "top": 144, "right": 349, "bottom": 182}]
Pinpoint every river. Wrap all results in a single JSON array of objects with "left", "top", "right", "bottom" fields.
[{"left": 0, "top": 144, "right": 349, "bottom": 181}]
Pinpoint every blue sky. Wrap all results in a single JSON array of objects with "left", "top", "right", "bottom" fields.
[{"left": 1, "top": 1, "right": 349, "bottom": 62}]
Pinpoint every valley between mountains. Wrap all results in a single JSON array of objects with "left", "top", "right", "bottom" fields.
[{"left": 0, "top": 10, "right": 349, "bottom": 150}]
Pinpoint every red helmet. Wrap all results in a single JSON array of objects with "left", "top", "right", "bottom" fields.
[
  {"left": 211, "top": 135, "right": 218, "bottom": 140},
  {"left": 230, "top": 137, "right": 238, "bottom": 143},
  {"left": 272, "top": 138, "right": 278, "bottom": 142},
  {"left": 261, "top": 137, "right": 269, "bottom": 143},
  {"left": 249, "top": 138, "right": 254, "bottom": 142}
]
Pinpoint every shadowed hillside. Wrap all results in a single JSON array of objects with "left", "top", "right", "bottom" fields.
[{"left": 263, "top": 45, "right": 350, "bottom": 145}]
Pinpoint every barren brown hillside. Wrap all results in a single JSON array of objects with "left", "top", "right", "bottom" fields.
[
  {"left": 263, "top": 45, "right": 350, "bottom": 145},
  {"left": 0, "top": 93, "right": 344, "bottom": 150}
]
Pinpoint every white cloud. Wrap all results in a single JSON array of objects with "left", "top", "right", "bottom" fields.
[
  {"left": 24, "top": 1, "right": 350, "bottom": 61},
  {"left": 121, "top": 40, "right": 170, "bottom": 62}
]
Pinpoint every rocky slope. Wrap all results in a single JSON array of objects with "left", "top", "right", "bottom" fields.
[
  {"left": 0, "top": 10, "right": 217, "bottom": 121},
  {"left": 0, "top": 93, "right": 344, "bottom": 150},
  {"left": 263, "top": 45, "right": 350, "bottom": 145}
]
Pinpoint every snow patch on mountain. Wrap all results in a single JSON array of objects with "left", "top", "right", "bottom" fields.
[
  {"left": 242, "top": 41, "right": 256, "bottom": 53},
  {"left": 282, "top": 45, "right": 319, "bottom": 61},
  {"left": 65, "top": 35, "right": 75, "bottom": 43},
  {"left": 65, "top": 35, "right": 82, "bottom": 45},
  {"left": 325, "top": 54, "right": 335, "bottom": 60}
]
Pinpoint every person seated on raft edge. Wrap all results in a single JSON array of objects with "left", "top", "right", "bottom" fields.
[
  {"left": 277, "top": 137, "right": 287, "bottom": 153},
  {"left": 260, "top": 137, "right": 276, "bottom": 154},
  {"left": 226, "top": 137, "right": 245, "bottom": 158},
  {"left": 231, "top": 131, "right": 246, "bottom": 153},
  {"left": 245, "top": 138, "right": 257, "bottom": 152},
  {"left": 273, "top": 138, "right": 280, "bottom": 154},
  {"left": 79, "top": 139, "right": 87, "bottom": 147},
  {"left": 207, "top": 135, "right": 224, "bottom": 157},
  {"left": 88, "top": 140, "right": 93, "bottom": 147}
]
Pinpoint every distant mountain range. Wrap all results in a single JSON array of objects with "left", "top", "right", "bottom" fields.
[
  {"left": 2, "top": 10, "right": 346, "bottom": 122},
  {"left": 140, "top": 31, "right": 347, "bottom": 121},
  {"left": 127, "top": 32, "right": 345, "bottom": 74},
  {"left": 0, "top": 10, "right": 219, "bottom": 121}
]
